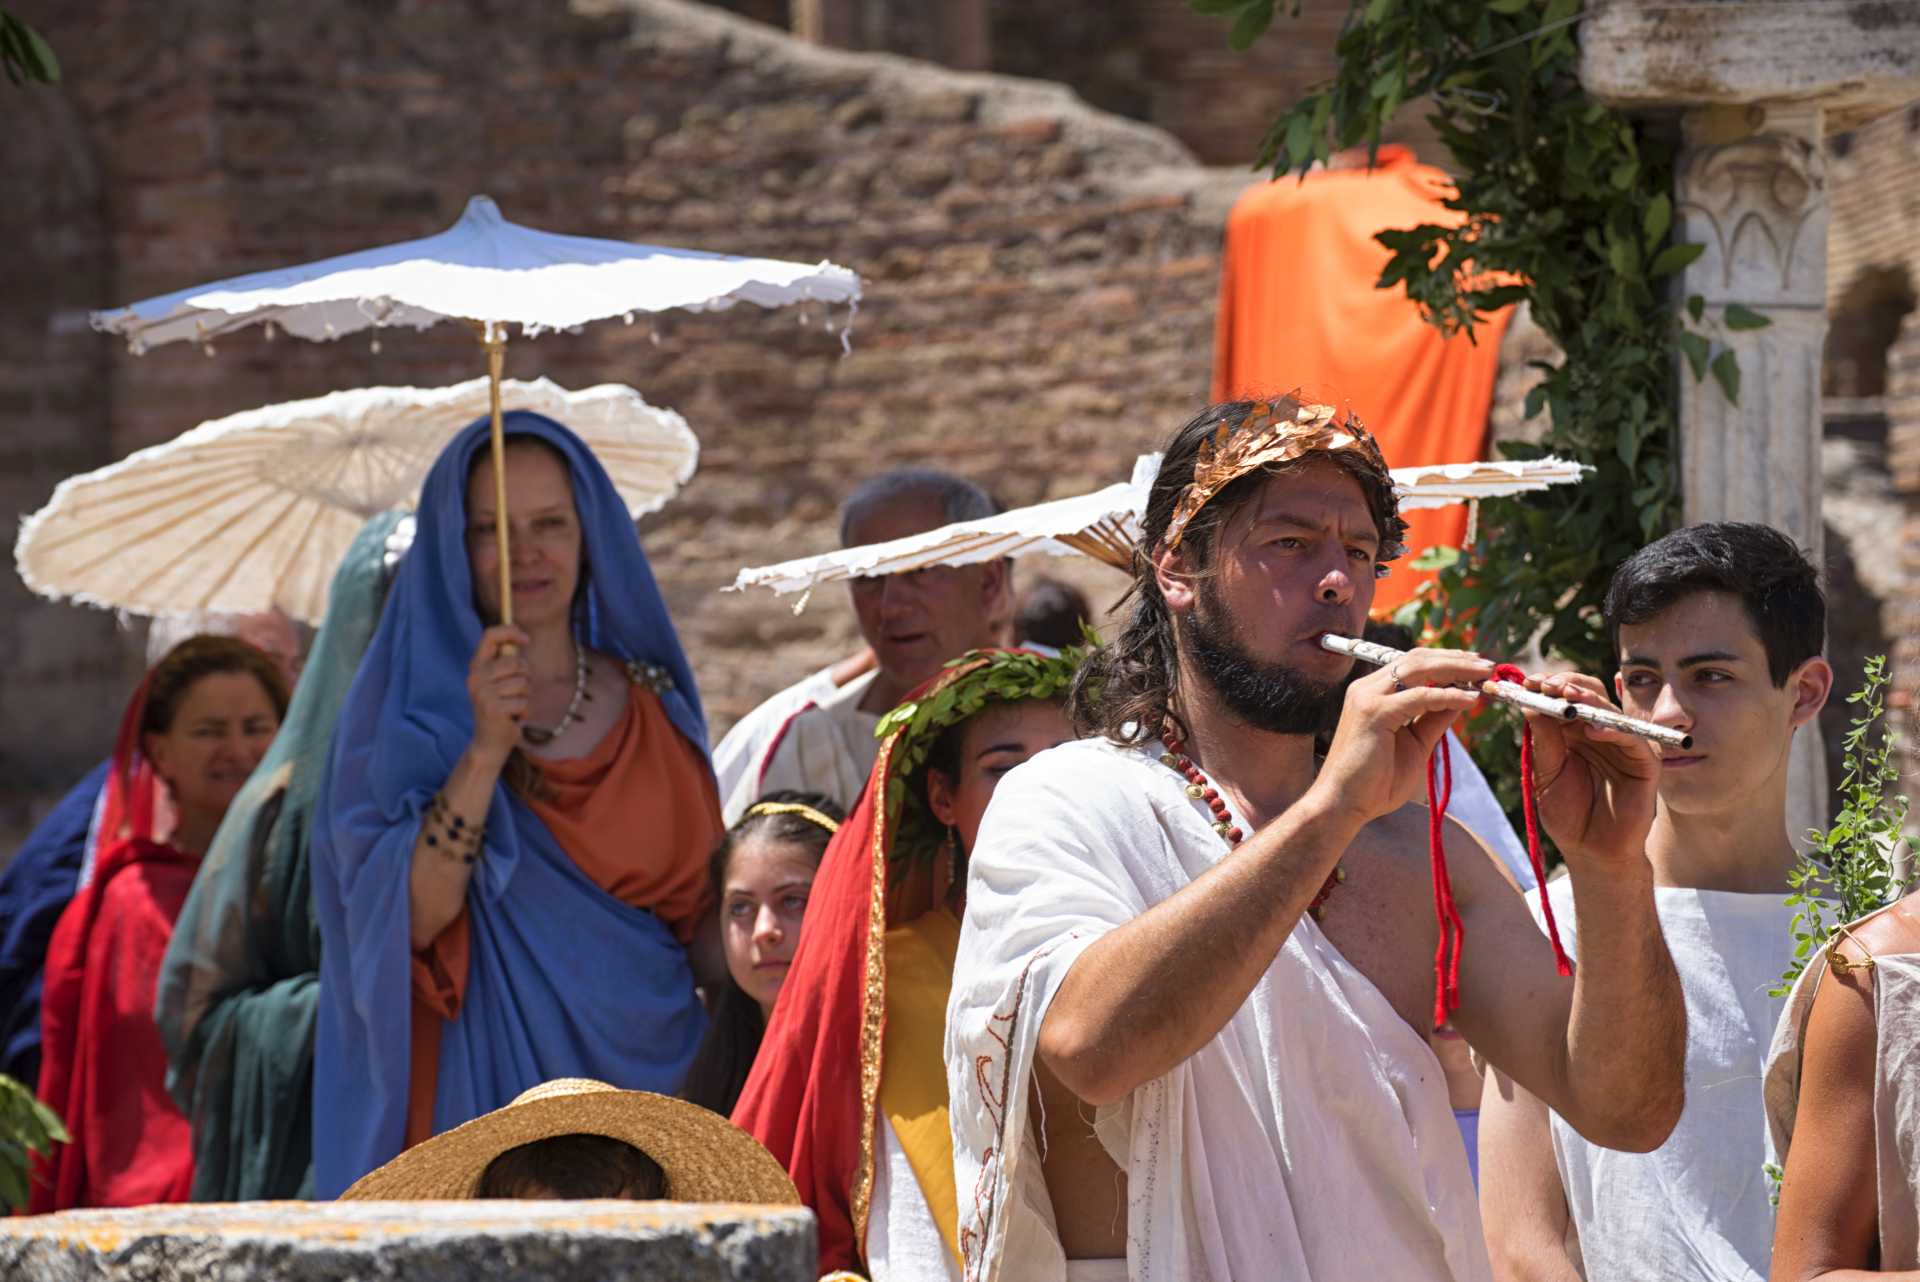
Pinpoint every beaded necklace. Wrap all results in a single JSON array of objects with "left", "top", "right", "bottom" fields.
[
  {"left": 1160, "top": 733, "right": 1344, "bottom": 920},
  {"left": 521, "top": 639, "right": 590, "bottom": 747}
]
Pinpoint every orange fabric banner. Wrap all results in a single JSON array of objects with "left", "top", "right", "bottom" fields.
[{"left": 1211, "top": 147, "right": 1513, "bottom": 613}]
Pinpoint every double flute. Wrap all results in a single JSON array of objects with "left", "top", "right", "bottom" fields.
[{"left": 1319, "top": 633, "right": 1693, "bottom": 750}]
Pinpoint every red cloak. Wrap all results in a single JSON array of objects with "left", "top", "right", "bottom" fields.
[{"left": 30, "top": 671, "right": 197, "bottom": 1211}]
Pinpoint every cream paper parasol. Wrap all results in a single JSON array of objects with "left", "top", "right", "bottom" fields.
[
  {"left": 15, "top": 378, "right": 697, "bottom": 625},
  {"left": 727, "top": 455, "right": 1161, "bottom": 607},
  {"left": 90, "top": 194, "right": 861, "bottom": 624},
  {"left": 1388, "top": 457, "right": 1589, "bottom": 510},
  {"left": 729, "top": 454, "right": 1588, "bottom": 605}
]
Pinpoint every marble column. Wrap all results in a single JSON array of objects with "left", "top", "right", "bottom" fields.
[
  {"left": 1673, "top": 105, "right": 1831, "bottom": 839},
  {"left": 1582, "top": 0, "right": 1920, "bottom": 839}
]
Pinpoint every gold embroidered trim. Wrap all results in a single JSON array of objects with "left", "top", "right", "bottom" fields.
[
  {"left": 850, "top": 730, "right": 898, "bottom": 1253},
  {"left": 957, "top": 941, "right": 1059, "bottom": 1282}
]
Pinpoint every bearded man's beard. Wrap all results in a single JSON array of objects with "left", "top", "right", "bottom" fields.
[{"left": 1182, "top": 580, "right": 1345, "bottom": 736}]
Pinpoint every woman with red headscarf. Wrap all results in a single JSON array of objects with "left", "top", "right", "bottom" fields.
[
  {"left": 32, "top": 635, "right": 288, "bottom": 1211},
  {"left": 733, "top": 647, "right": 1078, "bottom": 1278}
]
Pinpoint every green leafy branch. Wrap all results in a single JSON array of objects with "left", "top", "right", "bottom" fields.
[
  {"left": 1775, "top": 655, "right": 1913, "bottom": 995},
  {"left": 0, "top": 1073, "right": 67, "bottom": 1212},
  {"left": 1189, "top": 0, "right": 1765, "bottom": 841},
  {"left": 0, "top": 8, "right": 59, "bottom": 86}
]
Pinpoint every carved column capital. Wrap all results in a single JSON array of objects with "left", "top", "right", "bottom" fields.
[
  {"left": 1673, "top": 106, "right": 1832, "bottom": 833},
  {"left": 1676, "top": 108, "right": 1828, "bottom": 307}
]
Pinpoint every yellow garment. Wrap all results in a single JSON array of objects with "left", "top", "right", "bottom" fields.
[{"left": 879, "top": 907, "right": 964, "bottom": 1268}]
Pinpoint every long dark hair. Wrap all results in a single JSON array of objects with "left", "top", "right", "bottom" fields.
[
  {"left": 679, "top": 790, "right": 845, "bottom": 1116},
  {"left": 1068, "top": 396, "right": 1404, "bottom": 747}
]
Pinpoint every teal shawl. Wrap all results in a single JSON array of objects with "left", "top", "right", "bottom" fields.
[{"left": 154, "top": 511, "right": 406, "bottom": 1200}]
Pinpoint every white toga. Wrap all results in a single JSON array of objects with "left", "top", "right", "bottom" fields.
[
  {"left": 1530, "top": 881, "right": 1796, "bottom": 1281},
  {"left": 711, "top": 662, "right": 839, "bottom": 805},
  {"left": 720, "top": 670, "right": 881, "bottom": 824},
  {"left": 946, "top": 737, "right": 1489, "bottom": 1282}
]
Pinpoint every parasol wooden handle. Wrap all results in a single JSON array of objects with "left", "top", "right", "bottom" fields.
[{"left": 482, "top": 327, "right": 514, "bottom": 644}]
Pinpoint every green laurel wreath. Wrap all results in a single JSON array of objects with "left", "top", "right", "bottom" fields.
[{"left": 873, "top": 645, "right": 1087, "bottom": 861}]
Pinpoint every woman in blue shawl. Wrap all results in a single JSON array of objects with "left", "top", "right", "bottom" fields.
[
  {"left": 155, "top": 510, "right": 410, "bottom": 1201},
  {"left": 310, "top": 412, "right": 721, "bottom": 1197}
]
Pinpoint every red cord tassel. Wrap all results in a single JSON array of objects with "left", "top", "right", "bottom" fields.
[
  {"left": 1491, "top": 663, "right": 1572, "bottom": 977},
  {"left": 1424, "top": 665, "right": 1577, "bottom": 1027},
  {"left": 1425, "top": 734, "right": 1462, "bottom": 1028}
]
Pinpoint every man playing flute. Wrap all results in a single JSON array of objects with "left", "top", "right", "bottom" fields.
[
  {"left": 945, "top": 395, "right": 1686, "bottom": 1282},
  {"left": 1479, "top": 523, "right": 1833, "bottom": 1282}
]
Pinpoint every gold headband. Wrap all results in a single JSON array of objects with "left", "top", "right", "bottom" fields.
[
  {"left": 744, "top": 801, "right": 841, "bottom": 834},
  {"left": 1163, "top": 399, "right": 1394, "bottom": 553}
]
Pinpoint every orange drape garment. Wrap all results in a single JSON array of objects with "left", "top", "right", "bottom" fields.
[
  {"left": 1211, "top": 146, "right": 1514, "bottom": 613},
  {"left": 405, "top": 681, "right": 722, "bottom": 1146}
]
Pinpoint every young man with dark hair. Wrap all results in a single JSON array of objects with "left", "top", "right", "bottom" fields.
[
  {"left": 946, "top": 397, "right": 1686, "bottom": 1282},
  {"left": 1479, "top": 521, "right": 1833, "bottom": 1282}
]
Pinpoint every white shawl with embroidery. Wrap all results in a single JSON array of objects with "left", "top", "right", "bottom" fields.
[{"left": 945, "top": 737, "right": 1490, "bottom": 1282}]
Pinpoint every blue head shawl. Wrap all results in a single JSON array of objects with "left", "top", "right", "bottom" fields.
[{"left": 310, "top": 412, "right": 709, "bottom": 1197}]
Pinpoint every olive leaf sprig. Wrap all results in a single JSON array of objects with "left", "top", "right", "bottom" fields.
[{"left": 0, "top": 1073, "right": 67, "bottom": 1211}]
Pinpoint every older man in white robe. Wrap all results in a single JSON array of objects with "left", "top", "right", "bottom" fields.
[
  {"left": 723, "top": 469, "right": 1012, "bottom": 822},
  {"left": 946, "top": 396, "right": 1687, "bottom": 1282}
]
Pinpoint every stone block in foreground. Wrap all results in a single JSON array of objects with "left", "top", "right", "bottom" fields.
[{"left": 0, "top": 1200, "right": 816, "bottom": 1281}]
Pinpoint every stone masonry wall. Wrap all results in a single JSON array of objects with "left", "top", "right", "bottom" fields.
[
  {"left": 702, "top": 0, "right": 1446, "bottom": 167},
  {"left": 0, "top": 75, "right": 128, "bottom": 823},
  {"left": 0, "top": 0, "right": 1243, "bottom": 840},
  {"left": 0, "top": 1201, "right": 816, "bottom": 1280},
  {"left": 1884, "top": 314, "right": 1920, "bottom": 821},
  {"left": 1824, "top": 104, "right": 1919, "bottom": 826},
  {"left": 4, "top": 0, "right": 1908, "bottom": 847},
  {"left": 1826, "top": 103, "right": 1920, "bottom": 397},
  {"left": 1126, "top": 0, "right": 1444, "bottom": 168}
]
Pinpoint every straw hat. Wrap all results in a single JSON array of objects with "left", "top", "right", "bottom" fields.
[{"left": 340, "top": 1079, "right": 799, "bottom": 1204}]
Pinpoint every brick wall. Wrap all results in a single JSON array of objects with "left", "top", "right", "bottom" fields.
[
  {"left": 1824, "top": 103, "right": 1920, "bottom": 826},
  {"left": 0, "top": 77, "right": 129, "bottom": 831},
  {"left": 3, "top": 0, "right": 1909, "bottom": 848},
  {"left": 1885, "top": 316, "right": 1920, "bottom": 820},
  {"left": 1128, "top": 1, "right": 1443, "bottom": 168},
  {"left": 0, "top": 0, "right": 1244, "bottom": 842},
  {"left": 1826, "top": 103, "right": 1920, "bottom": 396},
  {"left": 704, "top": 0, "right": 1444, "bottom": 167}
]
